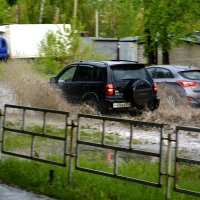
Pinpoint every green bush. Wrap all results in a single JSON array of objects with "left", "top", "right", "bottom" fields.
[{"left": 38, "top": 18, "right": 110, "bottom": 75}]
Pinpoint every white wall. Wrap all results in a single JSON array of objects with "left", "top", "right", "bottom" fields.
[{"left": 1, "top": 24, "right": 70, "bottom": 58}]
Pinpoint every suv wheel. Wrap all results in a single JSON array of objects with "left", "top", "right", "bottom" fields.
[
  {"left": 145, "top": 100, "right": 158, "bottom": 111},
  {"left": 84, "top": 96, "right": 101, "bottom": 115}
]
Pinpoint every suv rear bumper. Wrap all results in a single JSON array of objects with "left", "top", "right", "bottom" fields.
[{"left": 103, "top": 95, "right": 160, "bottom": 112}]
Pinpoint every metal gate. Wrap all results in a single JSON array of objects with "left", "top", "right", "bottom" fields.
[
  {"left": 76, "top": 113, "right": 165, "bottom": 188},
  {"left": 174, "top": 126, "right": 200, "bottom": 197}
]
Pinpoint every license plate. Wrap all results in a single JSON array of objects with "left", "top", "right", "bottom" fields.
[{"left": 113, "top": 102, "right": 131, "bottom": 108}]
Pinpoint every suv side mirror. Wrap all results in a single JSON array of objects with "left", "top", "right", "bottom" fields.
[{"left": 50, "top": 77, "right": 56, "bottom": 83}]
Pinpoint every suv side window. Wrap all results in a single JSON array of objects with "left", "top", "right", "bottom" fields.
[
  {"left": 58, "top": 66, "right": 77, "bottom": 83},
  {"left": 95, "top": 67, "right": 107, "bottom": 82},
  {"left": 73, "top": 65, "right": 94, "bottom": 81}
]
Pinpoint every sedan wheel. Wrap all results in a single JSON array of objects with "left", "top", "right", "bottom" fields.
[{"left": 167, "top": 95, "right": 177, "bottom": 106}]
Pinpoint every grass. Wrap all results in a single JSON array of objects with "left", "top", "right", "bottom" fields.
[
  {"left": 0, "top": 156, "right": 199, "bottom": 200},
  {"left": 176, "top": 163, "right": 200, "bottom": 192},
  {"left": 2, "top": 124, "right": 66, "bottom": 150},
  {"left": 3, "top": 121, "right": 142, "bottom": 150}
]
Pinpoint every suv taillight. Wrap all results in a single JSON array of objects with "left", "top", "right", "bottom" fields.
[
  {"left": 176, "top": 80, "right": 197, "bottom": 87},
  {"left": 105, "top": 84, "right": 114, "bottom": 96},
  {"left": 154, "top": 82, "right": 157, "bottom": 93}
]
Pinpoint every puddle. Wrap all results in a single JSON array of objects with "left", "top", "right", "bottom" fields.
[{"left": 0, "top": 183, "right": 55, "bottom": 200}]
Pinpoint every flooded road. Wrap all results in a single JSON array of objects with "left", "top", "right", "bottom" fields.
[{"left": 0, "top": 183, "right": 55, "bottom": 200}]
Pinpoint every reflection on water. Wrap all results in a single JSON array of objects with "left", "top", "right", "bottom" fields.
[{"left": 0, "top": 183, "right": 55, "bottom": 200}]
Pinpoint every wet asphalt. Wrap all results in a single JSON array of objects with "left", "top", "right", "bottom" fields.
[{"left": 0, "top": 183, "right": 55, "bottom": 200}]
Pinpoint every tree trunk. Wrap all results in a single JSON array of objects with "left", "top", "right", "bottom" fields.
[
  {"left": 74, "top": 0, "right": 78, "bottom": 17},
  {"left": 145, "top": 29, "right": 156, "bottom": 65},
  {"left": 162, "top": 51, "right": 169, "bottom": 64},
  {"left": 16, "top": 5, "right": 20, "bottom": 24},
  {"left": 39, "top": 0, "right": 45, "bottom": 23},
  {"left": 146, "top": 33, "right": 158, "bottom": 65},
  {"left": 143, "top": 0, "right": 157, "bottom": 65},
  {"left": 147, "top": 51, "right": 155, "bottom": 65}
]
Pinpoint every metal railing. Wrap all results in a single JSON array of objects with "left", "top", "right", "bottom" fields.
[{"left": 0, "top": 104, "right": 200, "bottom": 199}]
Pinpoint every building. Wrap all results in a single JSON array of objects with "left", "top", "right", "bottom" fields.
[{"left": 84, "top": 32, "right": 200, "bottom": 67}]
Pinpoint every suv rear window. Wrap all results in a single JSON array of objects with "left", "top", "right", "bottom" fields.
[
  {"left": 111, "top": 64, "right": 149, "bottom": 81},
  {"left": 180, "top": 70, "right": 200, "bottom": 80}
]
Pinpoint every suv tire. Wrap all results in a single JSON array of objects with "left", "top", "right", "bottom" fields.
[{"left": 84, "top": 95, "right": 102, "bottom": 115}]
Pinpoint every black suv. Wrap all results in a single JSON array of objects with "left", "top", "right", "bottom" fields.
[{"left": 50, "top": 60, "right": 160, "bottom": 114}]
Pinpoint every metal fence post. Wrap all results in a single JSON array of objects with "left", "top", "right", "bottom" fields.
[
  {"left": 0, "top": 108, "right": 5, "bottom": 154},
  {"left": 0, "top": 109, "right": 3, "bottom": 148},
  {"left": 68, "top": 120, "right": 75, "bottom": 183},
  {"left": 165, "top": 133, "right": 172, "bottom": 200}
]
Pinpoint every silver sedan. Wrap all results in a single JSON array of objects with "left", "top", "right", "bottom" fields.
[{"left": 146, "top": 65, "right": 200, "bottom": 106}]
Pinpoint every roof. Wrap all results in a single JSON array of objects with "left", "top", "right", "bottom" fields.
[
  {"left": 73, "top": 60, "right": 140, "bottom": 67},
  {"left": 93, "top": 36, "right": 140, "bottom": 42},
  {"left": 101, "top": 60, "right": 138, "bottom": 65},
  {"left": 93, "top": 31, "right": 200, "bottom": 44}
]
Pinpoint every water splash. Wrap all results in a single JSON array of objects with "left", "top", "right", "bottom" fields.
[{"left": 0, "top": 60, "right": 199, "bottom": 127}]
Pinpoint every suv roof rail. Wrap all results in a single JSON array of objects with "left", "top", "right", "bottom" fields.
[
  {"left": 110, "top": 60, "right": 138, "bottom": 63},
  {"left": 78, "top": 60, "right": 95, "bottom": 62}
]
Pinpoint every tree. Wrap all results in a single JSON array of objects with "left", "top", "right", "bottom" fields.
[
  {"left": 6, "top": 0, "right": 17, "bottom": 6},
  {"left": 15, "top": 0, "right": 72, "bottom": 24},
  {"left": 95, "top": 0, "right": 142, "bottom": 37},
  {"left": 0, "top": 0, "right": 12, "bottom": 23},
  {"left": 75, "top": 0, "right": 142, "bottom": 37},
  {"left": 2, "top": 0, "right": 200, "bottom": 65},
  {"left": 16, "top": 0, "right": 40, "bottom": 23},
  {"left": 143, "top": 0, "right": 200, "bottom": 64}
]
